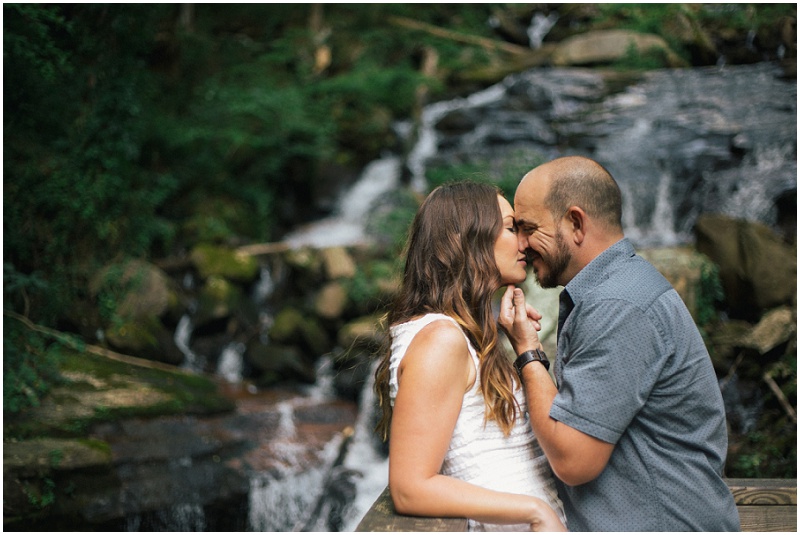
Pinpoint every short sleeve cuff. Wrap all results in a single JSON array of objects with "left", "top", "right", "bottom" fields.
[{"left": 550, "top": 401, "right": 622, "bottom": 445}]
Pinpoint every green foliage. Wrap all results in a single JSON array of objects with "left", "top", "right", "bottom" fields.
[
  {"left": 596, "top": 4, "right": 685, "bottom": 35},
  {"left": 23, "top": 477, "right": 56, "bottom": 509},
  {"left": 595, "top": 3, "right": 795, "bottom": 67},
  {"left": 699, "top": 3, "right": 796, "bottom": 32},
  {"left": 731, "top": 428, "right": 797, "bottom": 478},
  {"left": 5, "top": 5, "right": 177, "bottom": 324},
  {"left": 613, "top": 43, "right": 673, "bottom": 71},
  {"left": 3, "top": 319, "right": 64, "bottom": 415},
  {"left": 696, "top": 260, "right": 725, "bottom": 327},
  {"left": 347, "top": 260, "right": 398, "bottom": 312}
]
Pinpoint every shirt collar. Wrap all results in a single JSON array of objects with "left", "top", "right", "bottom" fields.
[{"left": 564, "top": 238, "right": 635, "bottom": 304}]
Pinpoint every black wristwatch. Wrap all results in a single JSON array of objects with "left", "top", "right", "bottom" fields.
[{"left": 514, "top": 349, "right": 550, "bottom": 378}]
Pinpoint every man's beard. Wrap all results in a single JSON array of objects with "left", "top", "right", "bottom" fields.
[{"left": 534, "top": 229, "right": 571, "bottom": 289}]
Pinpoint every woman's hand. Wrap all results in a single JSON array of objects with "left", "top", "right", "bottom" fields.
[
  {"left": 527, "top": 497, "right": 567, "bottom": 532},
  {"left": 498, "top": 285, "right": 543, "bottom": 355}
]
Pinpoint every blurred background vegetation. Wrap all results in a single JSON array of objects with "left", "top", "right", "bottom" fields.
[{"left": 4, "top": 4, "right": 796, "bottom": 477}]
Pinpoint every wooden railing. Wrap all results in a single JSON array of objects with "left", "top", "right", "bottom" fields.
[{"left": 356, "top": 479, "right": 796, "bottom": 532}]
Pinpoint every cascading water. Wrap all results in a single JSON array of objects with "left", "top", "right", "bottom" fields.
[
  {"left": 216, "top": 342, "right": 245, "bottom": 383},
  {"left": 175, "top": 314, "right": 203, "bottom": 372},
  {"left": 340, "top": 361, "right": 390, "bottom": 532},
  {"left": 282, "top": 157, "right": 403, "bottom": 248}
]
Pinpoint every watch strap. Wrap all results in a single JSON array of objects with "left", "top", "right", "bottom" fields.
[{"left": 514, "top": 349, "right": 550, "bottom": 378}]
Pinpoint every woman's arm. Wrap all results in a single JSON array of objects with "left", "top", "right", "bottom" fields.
[{"left": 389, "top": 319, "right": 566, "bottom": 531}]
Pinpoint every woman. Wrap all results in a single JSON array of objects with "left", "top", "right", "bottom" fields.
[{"left": 374, "top": 181, "right": 566, "bottom": 531}]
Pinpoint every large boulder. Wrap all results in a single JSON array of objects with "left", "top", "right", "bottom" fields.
[
  {"left": 694, "top": 215, "right": 797, "bottom": 320},
  {"left": 90, "top": 260, "right": 183, "bottom": 364},
  {"left": 90, "top": 259, "right": 179, "bottom": 321}
]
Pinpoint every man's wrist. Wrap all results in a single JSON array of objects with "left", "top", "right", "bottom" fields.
[{"left": 514, "top": 349, "right": 550, "bottom": 379}]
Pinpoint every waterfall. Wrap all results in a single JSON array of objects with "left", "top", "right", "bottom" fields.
[
  {"left": 252, "top": 265, "right": 275, "bottom": 305},
  {"left": 621, "top": 169, "right": 685, "bottom": 248},
  {"left": 304, "top": 354, "right": 337, "bottom": 401},
  {"left": 340, "top": 360, "right": 389, "bottom": 532},
  {"left": 248, "top": 437, "right": 344, "bottom": 532},
  {"left": 407, "top": 82, "right": 508, "bottom": 191},
  {"left": 216, "top": 342, "right": 245, "bottom": 383},
  {"left": 246, "top": 357, "right": 354, "bottom": 531},
  {"left": 527, "top": 12, "right": 559, "bottom": 48},
  {"left": 175, "top": 315, "right": 203, "bottom": 372},
  {"left": 125, "top": 503, "right": 207, "bottom": 531},
  {"left": 283, "top": 157, "right": 402, "bottom": 248}
]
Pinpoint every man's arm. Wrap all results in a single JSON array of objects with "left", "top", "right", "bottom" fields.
[{"left": 500, "top": 286, "right": 613, "bottom": 486}]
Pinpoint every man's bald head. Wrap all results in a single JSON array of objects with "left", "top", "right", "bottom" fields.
[{"left": 519, "top": 156, "right": 623, "bottom": 232}]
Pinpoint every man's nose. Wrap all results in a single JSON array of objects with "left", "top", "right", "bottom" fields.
[{"left": 517, "top": 234, "right": 529, "bottom": 253}]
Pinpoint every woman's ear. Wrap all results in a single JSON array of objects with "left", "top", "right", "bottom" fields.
[{"left": 565, "top": 206, "right": 586, "bottom": 245}]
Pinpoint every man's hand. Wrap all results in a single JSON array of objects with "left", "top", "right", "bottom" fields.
[{"left": 498, "top": 285, "right": 543, "bottom": 355}]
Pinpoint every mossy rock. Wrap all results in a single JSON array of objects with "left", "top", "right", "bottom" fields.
[
  {"left": 104, "top": 315, "right": 183, "bottom": 366},
  {"left": 194, "top": 276, "right": 243, "bottom": 327},
  {"left": 190, "top": 244, "right": 259, "bottom": 283},
  {"left": 269, "top": 307, "right": 330, "bottom": 357},
  {"left": 90, "top": 259, "right": 178, "bottom": 321},
  {"left": 4, "top": 349, "right": 234, "bottom": 440}
]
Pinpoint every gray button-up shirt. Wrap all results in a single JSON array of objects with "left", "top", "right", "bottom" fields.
[{"left": 551, "top": 238, "right": 739, "bottom": 531}]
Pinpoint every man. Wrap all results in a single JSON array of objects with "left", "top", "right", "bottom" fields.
[{"left": 499, "top": 156, "right": 740, "bottom": 531}]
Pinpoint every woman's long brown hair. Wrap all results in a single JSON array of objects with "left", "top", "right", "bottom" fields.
[{"left": 374, "top": 181, "right": 519, "bottom": 441}]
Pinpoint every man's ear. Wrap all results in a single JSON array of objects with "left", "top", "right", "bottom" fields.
[{"left": 565, "top": 206, "right": 587, "bottom": 245}]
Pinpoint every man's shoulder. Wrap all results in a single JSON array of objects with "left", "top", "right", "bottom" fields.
[{"left": 587, "top": 254, "right": 672, "bottom": 306}]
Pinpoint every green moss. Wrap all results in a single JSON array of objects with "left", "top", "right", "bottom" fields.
[
  {"left": 190, "top": 243, "right": 259, "bottom": 282},
  {"left": 5, "top": 348, "right": 233, "bottom": 440}
]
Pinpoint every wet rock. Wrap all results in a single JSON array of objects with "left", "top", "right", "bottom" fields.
[
  {"left": 738, "top": 306, "right": 796, "bottom": 356},
  {"left": 694, "top": 215, "right": 797, "bottom": 320},
  {"left": 320, "top": 246, "right": 357, "bottom": 279},
  {"left": 315, "top": 281, "right": 349, "bottom": 320},
  {"left": 245, "top": 342, "right": 316, "bottom": 385},
  {"left": 708, "top": 319, "right": 754, "bottom": 372},
  {"left": 283, "top": 247, "right": 325, "bottom": 289}
]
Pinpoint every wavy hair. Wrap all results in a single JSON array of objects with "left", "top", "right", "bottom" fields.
[{"left": 374, "top": 181, "right": 519, "bottom": 441}]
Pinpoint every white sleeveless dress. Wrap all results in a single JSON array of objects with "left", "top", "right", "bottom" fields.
[{"left": 388, "top": 313, "right": 566, "bottom": 531}]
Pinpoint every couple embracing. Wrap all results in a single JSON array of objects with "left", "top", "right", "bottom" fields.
[{"left": 373, "top": 156, "right": 740, "bottom": 532}]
